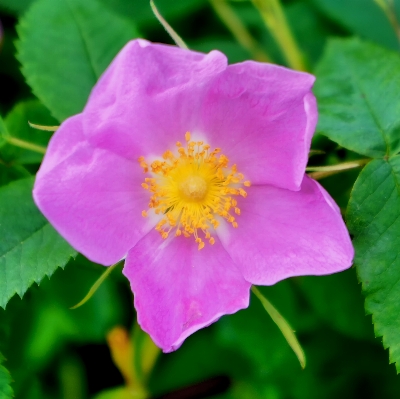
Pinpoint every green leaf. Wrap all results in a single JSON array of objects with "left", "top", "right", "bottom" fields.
[
  {"left": 0, "top": 177, "right": 76, "bottom": 308},
  {"left": 311, "top": 0, "right": 399, "bottom": 50},
  {"left": 1, "top": 100, "right": 56, "bottom": 164},
  {"left": 314, "top": 38, "right": 400, "bottom": 159},
  {"left": 347, "top": 157, "right": 400, "bottom": 371},
  {"left": 0, "top": 353, "right": 13, "bottom": 399},
  {"left": 17, "top": 0, "right": 139, "bottom": 122}
]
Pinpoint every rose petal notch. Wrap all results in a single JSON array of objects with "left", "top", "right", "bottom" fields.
[{"left": 33, "top": 39, "right": 354, "bottom": 352}]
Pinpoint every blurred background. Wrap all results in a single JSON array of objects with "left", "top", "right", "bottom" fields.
[{"left": 1, "top": 0, "right": 400, "bottom": 398}]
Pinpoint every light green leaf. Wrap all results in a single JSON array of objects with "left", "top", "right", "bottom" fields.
[
  {"left": 0, "top": 178, "right": 76, "bottom": 308},
  {"left": 347, "top": 157, "right": 400, "bottom": 371},
  {"left": 17, "top": 0, "right": 139, "bottom": 121},
  {"left": 0, "top": 353, "right": 13, "bottom": 399},
  {"left": 314, "top": 38, "right": 400, "bottom": 159}
]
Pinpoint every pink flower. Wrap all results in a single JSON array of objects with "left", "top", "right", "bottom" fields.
[{"left": 33, "top": 40, "right": 354, "bottom": 352}]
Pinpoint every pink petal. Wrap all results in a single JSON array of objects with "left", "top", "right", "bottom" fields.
[
  {"left": 82, "top": 40, "right": 316, "bottom": 190},
  {"left": 123, "top": 230, "right": 251, "bottom": 352},
  {"left": 198, "top": 62, "right": 317, "bottom": 190},
  {"left": 218, "top": 175, "right": 354, "bottom": 285},
  {"left": 33, "top": 115, "right": 155, "bottom": 265},
  {"left": 82, "top": 39, "right": 228, "bottom": 161}
]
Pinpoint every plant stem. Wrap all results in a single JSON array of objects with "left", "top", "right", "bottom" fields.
[
  {"left": 150, "top": 0, "right": 188, "bottom": 49},
  {"left": 70, "top": 262, "right": 121, "bottom": 309},
  {"left": 251, "top": 0, "right": 307, "bottom": 71},
  {"left": 251, "top": 286, "right": 306, "bottom": 368},
  {"left": 29, "top": 121, "right": 59, "bottom": 132},
  {"left": 210, "top": 0, "right": 271, "bottom": 62},
  {"left": 6, "top": 136, "right": 46, "bottom": 154},
  {"left": 306, "top": 159, "right": 370, "bottom": 180}
]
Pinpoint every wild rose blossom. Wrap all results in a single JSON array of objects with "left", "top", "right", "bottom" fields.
[{"left": 33, "top": 39, "right": 354, "bottom": 352}]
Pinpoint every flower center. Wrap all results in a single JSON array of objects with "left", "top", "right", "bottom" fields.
[
  {"left": 179, "top": 175, "right": 208, "bottom": 201},
  {"left": 138, "top": 132, "right": 250, "bottom": 250}
]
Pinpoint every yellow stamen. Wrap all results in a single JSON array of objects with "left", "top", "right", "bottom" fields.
[{"left": 138, "top": 133, "right": 250, "bottom": 249}]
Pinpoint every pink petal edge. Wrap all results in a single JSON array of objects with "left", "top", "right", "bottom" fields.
[
  {"left": 33, "top": 114, "right": 156, "bottom": 265},
  {"left": 123, "top": 229, "right": 251, "bottom": 352},
  {"left": 217, "top": 175, "right": 354, "bottom": 285}
]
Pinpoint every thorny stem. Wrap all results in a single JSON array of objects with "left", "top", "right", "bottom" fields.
[
  {"left": 251, "top": 0, "right": 307, "bottom": 71},
  {"left": 210, "top": 0, "right": 271, "bottom": 62}
]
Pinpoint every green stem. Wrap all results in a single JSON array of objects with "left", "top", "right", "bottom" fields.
[
  {"left": 251, "top": 286, "right": 306, "bottom": 369},
  {"left": 306, "top": 159, "right": 370, "bottom": 180},
  {"left": 150, "top": 0, "right": 188, "bottom": 49},
  {"left": 210, "top": 0, "right": 271, "bottom": 62},
  {"left": 6, "top": 136, "right": 47, "bottom": 154},
  {"left": 29, "top": 121, "right": 59, "bottom": 132},
  {"left": 251, "top": 0, "right": 307, "bottom": 71},
  {"left": 70, "top": 262, "right": 121, "bottom": 309}
]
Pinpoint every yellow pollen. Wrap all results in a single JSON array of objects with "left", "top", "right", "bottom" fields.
[{"left": 138, "top": 133, "right": 250, "bottom": 250}]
